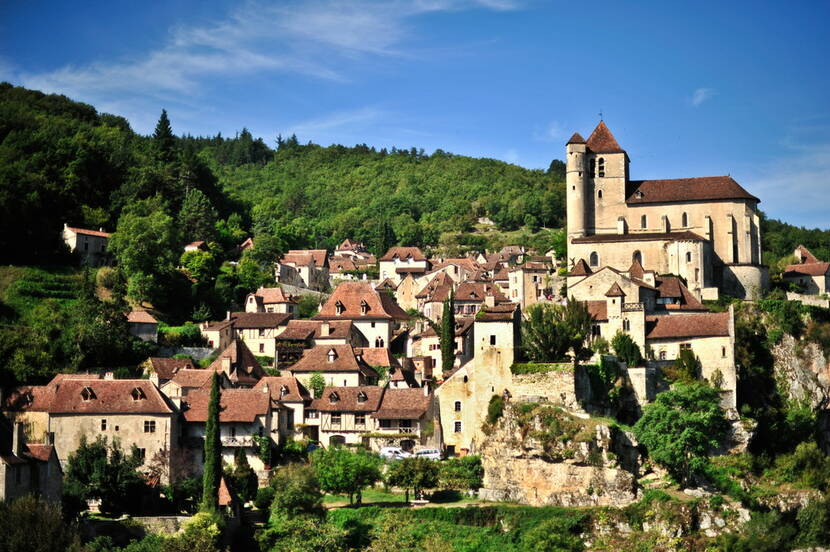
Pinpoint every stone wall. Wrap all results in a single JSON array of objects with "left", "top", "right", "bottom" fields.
[
  {"left": 509, "top": 366, "right": 590, "bottom": 410},
  {"left": 787, "top": 292, "right": 830, "bottom": 309}
]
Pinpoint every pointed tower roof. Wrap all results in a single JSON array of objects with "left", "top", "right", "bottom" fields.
[
  {"left": 627, "top": 259, "right": 645, "bottom": 280},
  {"left": 605, "top": 282, "right": 626, "bottom": 297},
  {"left": 567, "top": 132, "right": 586, "bottom": 144},
  {"left": 569, "top": 259, "right": 593, "bottom": 277},
  {"left": 586, "top": 121, "right": 625, "bottom": 153}
]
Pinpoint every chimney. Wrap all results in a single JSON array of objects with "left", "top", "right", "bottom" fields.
[
  {"left": 262, "top": 383, "right": 270, "bottom": 394},
  {"left": 226, "top": 311, "right": 231, "bottom": 321},
  {"left": 222, "top": 356, "right": 232, "bottom": 372},
  {"left": 484, "top": 295, "right": 496, "bottom": 308},
  {"left": 321, "top": 321, "right": 330, "bottom": 337},
  {"left": 12, "top": 422, "right": 25, "bottom": 456},
  {"left": 423, "top": 383, "right": 429, "bottom": 397}
]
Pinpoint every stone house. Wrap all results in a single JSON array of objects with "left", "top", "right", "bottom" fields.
[
  {"left": 276, "top": 249, "right": 330, "bottom": 291},
  {"left": 393, "top": 273, "right": 419, "bottom": 312},
  {"left": 181, "top": 387, "right": 274, "bottom": 472},
  {"left": 313, "top": 281, "right": 410, "bottom": 349},
  {"left": 207, "top": 339, "right": 266, "bottom": 387},
  {"left": 184, "top": 241, "right": 208, "bottom": 253},
  {"left": 160, "top": 369, "right": 232, "bottom": 405},
  {"left": 508, "top": 261, "right": 558, "bottom": 310},
  {"left": 415, "top": 272, "right": 454, "bottom": 323},
  {"left": 411, "top": 317, "right": 475, "bottom": 375},
  {"left": 144, "top": 357, "right": 196, "bottom": 387},
  {"left": 252, "top": 377, "right": 313, "bottom": 442},
  {"left": 425, "top": 258, "right": 482, "bottom": 284},
  {"left": 379, "top": 247, "right": 431, "bottom": 284},
  {"left": 0, "top": 420, "right": 62, "bottom": 503},
  {"left": 244, "top": 287, "right": 298, "bottom": 315},
  {"left": 565, "top": 121, "right": 768, "bottom": 299},
  {"left": 783, "top": 245, "right": 830, "bottom": 296},
  {"left": 62, "top": 224, "right": 111, "bottom": 266},
  {"left": 306, "top": 386, "right": 437, "bottom": 451},
  {"left": 201, "top": 318, "right": 234, "bottom": 350},
  {"left": 453, "top": 282, "right": 510, "bottom": 316},
  {"left": 127, "top": 311, "right": 158, "bottom": 343},
  {"left": 287, "top": 344, "right": 379, "bottom": 389},
  {"left": 334, "top": 239, "right": 372, "bottom": 260},
  {"left": 230, "top": 312, "right": 292, "bottom": 359}
]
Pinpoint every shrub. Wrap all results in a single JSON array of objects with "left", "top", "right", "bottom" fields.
[
  {"left": 590, "top": 336, "right": 610, "bottom": 355},
  {"left": 0, "top": 495, "right": 83, "bottom": 552},
  {"left": 770, "top": 441, "right": 830, "bottom": 491},
  {"left": 611, "top": 331, "right": 643, "bottom": 366},
  {"left": 486, "top": 394, "right": 504, "bottom": 425},
  {"left": 255, "top": 486, "right": 276, "bottom": 510},
  {"left": 439, "top": 456, "right": 484, "bottom": 490}
]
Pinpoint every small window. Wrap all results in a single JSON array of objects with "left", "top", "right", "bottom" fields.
[
  {"left": 81, "top": 386, "right": 96, "bottom": 401},
  {"left": 131, "top": 387, "right": 146, "bottom": 401},
  {"left": 682, "top": 212, "right": 689, "bottom": 227},
  {"left": 331, "top": 412, "right": 342, "bottom": 425},
  {"left": 686, "top": 252, "right": 692, "bottom": 263},
  {"left": 258, "top": 328, "right": 265, "bottom": 337},
  {"left": 371, "top": 322, "right": 376, "bottom": 328},
  {"left": 589, "top": 252, "right": 599, "bottom": 267},
  {"left": 360, "top": 299, "right": 369, "bottom": 315},
  {"left": 722, "top": 346, "right": 727, "bottom": 358},
  {"left": 454, "top": 401, "right": 462, "bottom": 412},
  {"left": 589, "top": 158, "right": 596, "bottom": 178},
  {"left": 327, "top": 349, "right": 337, "bottom": 362},
  {"left": 598, "top": 157, "right": 605, "bottom": 177},
  {"left": 659, "top": 350, "right": 666, "bottom": 361},
  {"left": 454, "top": 421, "right": 462, "bottom": 433},
  {"left": 632, "top": 251, "right": 642, "bottom": 266},
  {"left": 101, "top": 419, "right": 107, "bottom": 431},
  {"left": 380, "top": 419, "right": 392, "bottom": 429},
  {"left": 137, "top": 448, "right": 146, "bottom": 461},
  {"left": 591, "top": 324, "right": 601, "bottom": 337},
  {"left": 355, "top": 413, "right": 366, "bottom": 425},
  {"left": 335, "top": 301, "right": 345, "bottom": 315},
  {"left": 597, "top": 189, "right": 603, "bottom": 199},
  {"left": 357, "top": 391, "right": 367, "bottom": 404},
  {"left": 623, "top": 319, "right": 630, "bottom": 332},
  {"left": 490, "top": 335, "right": 496, "bottom": 346},
  {"left": 259, "top": 343, "right": 265, "bottom": 353},
  {"left": 144, "top": 420, "right": 156, "bottom": 433},
  {"left": 640, "top": 215, "right": 647, "bottom": 229}
]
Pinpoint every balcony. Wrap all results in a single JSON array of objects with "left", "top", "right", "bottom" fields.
[{"left": 221, "top": 435, "right": 254, "bottom": 447}]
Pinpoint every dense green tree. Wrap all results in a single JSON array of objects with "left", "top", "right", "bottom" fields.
[
  {"left": 521, "top": 303, "right": 573, "bottom": 362},
  {"left": 440, "top": 292, "right": 456, "bottom": 374},
  {"left": 611, "top": 331, "right": 643, "bottom": 367},
  {"left": 633, "top": 382, "right": 729, "bottom": 486},
  {"left": 0, "top": 495, "right": 83, "bottom": 552},
  {"left": 308, "top": 372, "right": 325, "bottom": 398},
  {"left": 152, "top": 109, "right": 176, "bottom": 164},
  {"left": 178, "top": 188, "right": 218, "bottom": 243},
  {"left": 386, "top": 457, "right": 440, "bottom": 503},
  {"left": 230, "top": 448, "right": 258, "bottom": 503},
  {"left": 311, "top": 447, "right": 383, "bottom": 504},
  {"left": 200, "top": 372, "right": 222, "bottom": 512},
  {"left": 439, "top": 456, "right": 484, "bottom": 491}
]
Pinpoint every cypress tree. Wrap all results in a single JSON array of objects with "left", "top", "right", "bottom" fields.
[
  {"left": 440, "top": 291, "right": 456, "bottom": 374},
  {"left": 201, "top": 371, "right": 221, "bottom": 511}
]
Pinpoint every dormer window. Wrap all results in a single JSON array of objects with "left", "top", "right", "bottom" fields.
[
  {"left": 327, "top": 348, "right": 337, "bottom": 363},
  {"left": 335, "top": 301, "right": 345, "bottom": 315},
  {"left": 357, "top": 391, "right": 367, "bottom": 404},
  {"left": 328, "top": 391, "right": 340, "bottom": 403},
  {"left": 598, "top": 157, "right": 605, "bottom": 177},
  {"left": 131, "top": 387, "right": 146, "bottom": 401},
  {"left": 81, "top": 386, "right": 96, "bottom": 401},
  {"left": 635, "top": 191, "right": 644, "bottom": 199},
  {"left": 280, "top": 385, "right": 288, "bottom": 398},
  {"left": 360, "top": 299, "right": 369, "bottom": 315}
]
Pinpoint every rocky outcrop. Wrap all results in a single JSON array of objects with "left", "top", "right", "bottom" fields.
[
  {"left": 772, "top": 334, "right": 830, "bottom": 410},
  {"left": 478, "top": 403, "right": 640, "bottom": 507}
]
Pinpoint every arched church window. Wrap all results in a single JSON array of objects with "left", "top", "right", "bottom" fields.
[
  {"left": 640, "top": 215, "right": 647, "bottom": 229},
  {"left": 589, "top": 252, "right": 599, "bottom": 267},
  {"left": 682, "top": 212, "right": 689, "bottom": 227},
  {"left": 633, "top": 251, "right": 643, "bottom": 266},
  {"left": 598, "top": 157, "right": 605, "bottom": 177}
]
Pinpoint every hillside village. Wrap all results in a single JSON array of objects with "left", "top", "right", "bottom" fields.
[{"left": 3, "top": 99, "right": 830, "bottom": 552}]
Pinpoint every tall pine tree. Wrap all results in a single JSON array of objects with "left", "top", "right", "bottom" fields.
[
  {"left": 152, "top": 109, "right": 176, "bottom": 164},
  {"left": 201, "top": 371, "right": 222, "bottom": 512},
  {"left": 440, "top": 291, "right": 456, "bottom": 374}
]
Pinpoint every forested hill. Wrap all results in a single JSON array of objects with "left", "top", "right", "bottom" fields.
[
  {"left": 0, "top": 82, "right": 565, "bottom": 264},
  {"left": 0, "top": 81, "right": 828, "bottom": 266}
]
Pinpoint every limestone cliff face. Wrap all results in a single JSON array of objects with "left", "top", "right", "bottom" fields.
[
  {"left": 772, "top": 334, "right": 830, "bottom": 410},
  {"left": 478, "top": 403, "right": 640, "bottom": 507}
]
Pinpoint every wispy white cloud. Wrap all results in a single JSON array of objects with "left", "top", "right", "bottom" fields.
[
  {"left": 691, "top": 87, "right": 716, "bottom": 107},
  {"left": 284, "top": 107, "right": 386, "bottom": 136}
]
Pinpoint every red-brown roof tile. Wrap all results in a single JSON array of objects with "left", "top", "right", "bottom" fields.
[
  {"left": 148, "top": 358, "right": 195, "bottom": 380},
  {"left": 253, "top": 287, "right": 296, "bottom": 304},
  {"left": 569, "top": 258, "right": 593, "bottom": 277},
  {"left": 627, "top": 176, "right": 759, "bottom": 204},
  {"left": 585, "top": 121, "right": 625, "bottom": 153},
  {"left": 586, "top": 300, "right": 608, "bottom": 322},
  {"left": 315, "top": 282, "right": 410, "bottom": 321},
  {"left": 310, "top": 386, "right": 384, "bottom": 412},
  {"left": 475, "top": 303, "right": 518, "bottom": 322},
  {"left": 795, "top": 245, "right": 820, "bottom": 264},
  {"left": 280, "top": 249, "right": 329, "bottom": 267},
  {"left": 169, "top": 369, "right": 219, "bottom": 390},
  {"left": 182, "top": 388, "right": 270, "bottom": 423},
  {"left": 784, "top": 262, "right": 830, "bottom": 277},
  {"left": 567, "top": 132, "right": 586, "bottom": 144},
  {"left": 355, "top": 348, "right": 402, "bottom": 370},
  {"left": 66, "top": 226, "right": 111, "bottom": 238},
  {"left": 289, "top": 345, "right": 378, "bottom": 380},
  {"left": 380, "top": 247, "right": 427, "bottom": 262},
  {"left": 645, "top": 313, "right": 730, "bottom": 339},
  {"left": 415, "top": 272, "right": 453, "bottom": 302},
  {"left": 127, "top": 311, "right": 158, "bottom": 324},
  {"left": 454, "top": 281, "right": 508, "bottom": 304},
  {"left": 208, "top": 339, "right": 265, "bottom": 386},
  {"left": 252, "top": 376, "right": 311, "bottom": 402},
  {"left": 47, "top": 379, "right": 173, "bottom": 415},
  {"left": 24, "top": 444, "right": 55, "bottom": 463},
  {"left": 229, "top": 312, "right": 292, "bottom": 329},
  {"left": 276, "top": 319, "right": 354, "bottom": 341},
  {"left": 571, "top": 231, "right": 706, "bottom": 244},
  {"left": 374, "top": 388, "right": 431, "bottom": 420}
]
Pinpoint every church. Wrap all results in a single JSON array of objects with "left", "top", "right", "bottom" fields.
[{"left": 565, "top": 121, "right": 768, "bottom": 300}]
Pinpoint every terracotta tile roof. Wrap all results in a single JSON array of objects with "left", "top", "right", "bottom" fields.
[
  {"left": 253, "top": 376, "right": 311, "bottom": 402},
  {"left": 645, "top": 313, "right": 730, "bottom": 339},
  {"left": 254, "top": 287, "right": 296, "bottom": 304},
  {"left": 355, "top": 348, "right": 402, "bottom": 369},
  {"left": 203, "top": 319, "right": 234, "bottom": 332},
  {"left": 182, "top": 388, "right": 270, "bottom": 422},
  {"left": 148, "top": 357, "right": 195, "bottom": 380},
  {"left": 65, "top": 226, "right": 111, "bottom": 238},
  {"left": 127, "top": 310, "right": 158, "bottom": 324},
  {"left": 454, "top": 282, "right": 508, "bottom": 304},
  {"left": 585, "top": 121, "right": 625, "bottom": 153},
  {"left": 3, "top": 385, "right": 55, "bottom": 412},
  {"left": 47, "top": 379, "right": 173, "bottom": 414},
  {"left": 229, "top": 312, "right": 292, "bottom": 329},
  {"left": 482, "top": 253, "right": 503, "bottom": 271},
  {"left": 169, "top": 369, "right": 217, "bottom": 390},
  {"left": 389, "top": 364, "right": 418, "bottom": 386},
  {"left": 627, "top": 259, "right": 645, "bottom": 280},
  {"left": 655, "top": 276, "right": 706, "bottom": 311},
  {"left": 375, "top": 278, "right": 398, "bottom": 290},
  {"left": 511, "top": 262, "right": 551, "bottom": 272},
  {"left": 605, "top": 283, "right": 626, "bottom": 297},
  {"left": 795, "top": 245, "right": 820, "bottom": 264},
  {"left": 337, "top": 239, "right": 366, "bottom": 251},
  {"left": 208, "top": 339, "right": 265, "bottom": 386},
  {"left": 416, "top": 272, "right": 453, "bottom": 302},
  {"left": 310, "top": 386, "right": 384, "bottom": 412},
  {"left": 380, "top": 247, "right": 427, "bottom": 262},
  {"left": 571, "top": 231, "right": 706, "bottom": 244},
  {"left": 280, "top": 249, "right": 329, "bottom": 267},
  {"left": 430, "top": 258, "right": 481, "bottom": 274},
  {"left": 567, "top": 132, "right": 586, "bottom": 144},
  {"left": 277, "top": 319, "right": 354, "bottom": 341},
  {"left": 499, "top": 245, "right": 524, "bottom": 256},
  {"left": 185, "top": 241, "right": 206, "bottom": 249},
  {"left": 586, "top": 300, "right": 608, "bottom": 322},
  {"left": 218, "top": 476, "right": 233, "bottom": 507},
  {"left": 374, "top": 388, "right": 431, "bottom": 420},
  {"left": 418, "top": 316, "right": 475, "bottom": 338},
  {"left": 290, "top": 345, "right": 378, "bottom": 380},
  {"left": 475, "top": 303, "right": 518, "bottom": 322},
  {"left": 329, "top": 256, "right": 358, "bottom": 273},
  {"left": 784, "top": 262, "right": 830, "bottom": 277},
  {"left": 627, "top": 176, "right": 759, "bottom": 204},
  {"left": 24, "top": 444, "right": 55, "bottom": 463},
  {"left": 569, "top": 259, "right": 593, "bottom": 277},
  {"left": 315, "top": 282, "right": 410, "bottom": 321},
  {"left": 493, "top": 265, "right": 509, "bottom": 281}
]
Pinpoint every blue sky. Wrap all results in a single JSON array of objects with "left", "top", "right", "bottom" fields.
[{"left": 2, "top": 0, "right": 829, "bottom": 228}]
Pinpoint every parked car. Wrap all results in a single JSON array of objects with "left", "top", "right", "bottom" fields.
[
  {"left": 414, "top": 448, "right": 443, "bottom": 460},
  {"left": 379, "top": 446, "right": 412, "bottom": 460}
]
